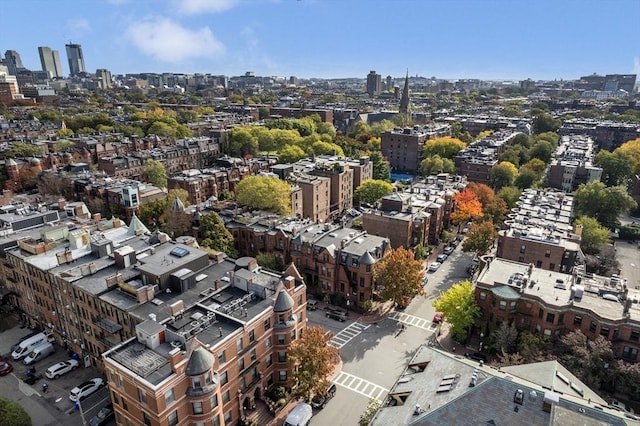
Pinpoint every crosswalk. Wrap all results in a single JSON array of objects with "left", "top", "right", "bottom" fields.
[
  {"left": 389, "top": 311, "right": 437, "bottom": 331},
  {"left": 333, "top": 371, "right": 389, "bottom": 402},
  {"left": 329, "top": 322, "right": 370, "bottom": 349}
]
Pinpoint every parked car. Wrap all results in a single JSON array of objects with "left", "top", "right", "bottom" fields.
[
  {"left": 0, "top": 357, "right": 13, "bottom": 375},
  {"left": 443, "top": 246, "right": 455, "bottom": 255},
  {"left": 306, "top": 299, "right": 318, "bottom": 311},
  {"left": 428, "top": 262, "right": 441, "bottom": 272},
  {"left": 69, "top": 378, "right": 105, "bottom": 402},
  {"left": 468, "top": 352, "right": 487, "bottom": 362},
  {"left": 436, "top": 254, "right": 448, "bottom": 263},
  {"left": 610, "top": 399, "right": 635, "bottom": 415},
  {"left": 325, "top": 308, "right": 347, "bottom": 322},
  {"left": 310, "top": 383, "right": 336, "bottom": 409},
  {"left": 45, "top": 359, "right": 79, "bottom": 379},
  {"left": 89, "top": 404, "right": 114, "bottom": 426},
  {"left": 432, "top": 312, "right": 445, "bottom": 324}
]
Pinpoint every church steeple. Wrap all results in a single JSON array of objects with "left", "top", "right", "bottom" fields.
[{"left": 399, "top": 70, "right": 410, "bottom": 116}]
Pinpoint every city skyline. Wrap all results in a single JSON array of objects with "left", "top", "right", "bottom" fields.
[{"left": 1, "top": 0, "right": 639, "bottom": 81}]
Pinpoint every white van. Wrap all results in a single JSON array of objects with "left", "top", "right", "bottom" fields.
[
  {"left": 12, "top": 333, "right": 48, "bottom": 360},
  {"left": 24, "top": 342, "right": 55, "bottom": 365},
  {"left": 283, "top": 402, "right": 312, "bottom": 426}
]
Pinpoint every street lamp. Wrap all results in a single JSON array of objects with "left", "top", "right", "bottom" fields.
[{"left": 479, "top": 333, "right": 484, "bottom": 352}]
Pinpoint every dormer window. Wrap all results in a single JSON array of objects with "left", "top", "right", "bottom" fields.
[{"left": 193, "top": 376, "right": 201, "bottom": 388}]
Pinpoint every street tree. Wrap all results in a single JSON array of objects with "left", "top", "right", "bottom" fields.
[
  {"left": 528, "top": 140, "right": 554, "bottom": 163},
  {"left": 462, "top": 221, "right": 497, "bottom": 255},
  {"left": 451, "top": 188, "right": 483, "bottom": 224},
  {"left": 595, "top": 149, "right": 635, "bottom": 186},
  {"left": 419, "top": 155, "right": 455, "bottom": 175},
  {"left": 422, "top": 137, "right": 467, "bottom": 159},
  {"left": 514, "top": 167, "right": 538, "bottom": 189},
  {"left": 369, "top": 151, "right": 390, "bottom": 180},
  {"left": 497, "top": 186, "right": 521, "bottom": 209},
  {"left": 489, "top": 161, "right": 518, "bottom": 189},
  {"left": 198, "top": 212, "right": 236, "bottom": 255},
  {"left": 228, "top": 127, "right": 259, "bottom": 157},
  {"left": 145, "top": 159, "right": 167, "bottom": 189},
  {"left": 517, "top": 331, "right": 552, "bottom": 363},
  {"left": 575, "top": 216, "right": 610, "bottom": 254},
  {"left": 484, "top": 197, "right": 508, "bottom": 227},
  {"left": 36, "top": 173, "right": 73, "bottom": 203},
  {"left": 0, "top": 396, "right": 31, "bottom": 426},
  {"left": 616, "top": 137, "right": 640, "bottom": 173},
  {"left": 532, "top": 113, "right": 561, "bottom": 134},
  {"left": 559, "top": 330, "right": 615, "bottom": 391},
  {"left": 573, "top": 181, "right": 637, "bottom": 229},
  {"left": 236, "top": 176, "right": 292, "bottom": 215},
  {"left": 287, "top": 326, "right": 339, "bottom": 401},
  {"left": 499, "top": 145, "right": 529, "bottom": 167},
  {"left": 432, "top": 280, "right": 479, "bottom": 343},
  {"left": 355, "top": 180, "right": 393, "bottom": 205},
  {"left": 467, "top": 183, "right": 495, "bottom": 208},
  {"left": 491, "top": 321, "right": 518, "bottom": 354},
  {"left": 278, "top": 144, "right": 306, "bottom": 163},
  {"left": 373, "top": 247, "right": 424, "bottom": 308}
]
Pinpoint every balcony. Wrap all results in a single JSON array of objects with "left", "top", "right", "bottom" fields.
[{"left": 94, "top": 318, "right": 123, "bottom": 334}]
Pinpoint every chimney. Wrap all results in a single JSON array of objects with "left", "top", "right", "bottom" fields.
[
  {"left": 283, "top": 276, "right": 295, "bottom": 290},
  {"left": 574, "top": 224, "right": 583, "bottom": 236},
  {"left": 57, "top": 199, "right": 66, "bottom": 210},
  {"left": 169, "top": 347, "right": 183, "bottom": 373},
  {"left": 93, "top": 213, "right": 101, "bottom": 223},
  {"left": 113, "top": 217, "right": 122, "bottom": 228},
  {"left": 623, "top": 298, "right": 632, "bottom": 316},
  {"left": 214, "top": 280, "right": 221, "bottom": 290},
  {"left": 216, "top": 251, "right": 225, "bottom": 264}
]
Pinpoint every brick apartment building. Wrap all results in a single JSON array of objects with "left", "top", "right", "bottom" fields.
[
  {"left": 547, "top": 135, "right": 602, "bottom": 192},
  {"left": 475, "top": 258, "right": 640, "bottom": 363},
  {"left": 455, "top": 131, "right": 520, "bottom": 185},
  {"left": 381, "top": 124, "right": 450, "bottom": 174},
  {"left": 497, "top": 189, "right": 581, "bottom": 274}
]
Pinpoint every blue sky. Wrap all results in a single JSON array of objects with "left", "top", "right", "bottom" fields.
[{"left": 2, "top": 0, "right": 639, "bottom": 80}]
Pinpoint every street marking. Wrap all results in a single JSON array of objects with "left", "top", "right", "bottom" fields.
[
  {"left": 334, "top": 371, "right": 389, "bottom": 402},
  {"left": 329, "top": 322, "right": 370, "bottom": 349},
  {"left": 13, "top": 373, "right": 41, "bottom": 397},
  {"left": 389, "top": 311, "right": 438, "bottom": 332}
]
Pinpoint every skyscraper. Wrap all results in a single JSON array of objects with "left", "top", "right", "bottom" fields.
[
  {"left": 366, "top": 70, "right": 382, "bottom": 97},
  {"left": 38, "top": 46, "right": 63, "bottom": 78},
  {"left": 65, "top": 43, "right": 85, "bottom": 76},
  {"left": 4, "top": 50, "right": 24, "bottom": 75}
]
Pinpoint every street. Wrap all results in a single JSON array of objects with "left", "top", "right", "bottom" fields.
[{"left": 306, "top": 243, "right": 475, "bottom": 425}]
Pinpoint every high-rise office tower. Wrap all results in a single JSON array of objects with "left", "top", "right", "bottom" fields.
[
  {"left": 65, "top": 43, "right": 85, "bottom": 76},
  {"left": 38, "top": 46, "right": 63, "bottom": 78},
  {"left": 4, "top": 50, "right": 24, "bottom": 75},
  {"left": 96, "top": 69, "right": 112, "bottom": 89},
  {"left": 366, "top": 70, "right": 382, "bottom": 97}
]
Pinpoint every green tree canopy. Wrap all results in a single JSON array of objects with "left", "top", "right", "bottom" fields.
[
  {"left": 0, "top": 396, "right": 31, "bottom": 426},
  {"left": 369, "top": 151, "right": 390, "bottom": 180},
  {"left": 236, "top": 176, "right": 292, "bottom": 215},
  {"left": 595, "top": 149, "right": 635, "bottom": 186},
  {"left": 145, "top": 159, "right": 167, "bottom": 189},
  {"left": 355, "top": 180, "right": 393, "bottom": 205},
  {"left": 419, "top": 154, "right": 456, "bottom": 175},
  {"left": 528, "top": 140, "right": 554, "bottom": 163},
  {"left": 432, "top": 280, "right": 479, "bottom": 343},
  {"left": 573, "top": 181, "right": 637, "bottom": 229},
  {"left": 373, "top": 247, "right": 423, "bottom": 308},
  {"left": 422, "top": 137, "right": 467, "bottom": 159},
  {"left": 533, "top": 113, "right": 561, "bottom": 133},
  {"left": 490, "top": 161, "right": 518, "bottom": 189},
  {"left": 228, "top": 127, "right": 259, "bottom": 157},
  {"left": 278, "top": 144, "right": 306, "bottom": 164},
  {"left": 575, "top": 216, "right": 610, "bottom": 254},
  {"left": 288, "top": 325, "right": 339, "bottom": 401},
  {"left": 198, "top": 212, "right": 236, "bottom": 256},
  {"left": 5, "top": 142, "right": 42, "bottom": 158},
  {"left": 497, "top": 186, "right": 521, "bottom": 209},
  {"left": 462, "top": 221, "right": 498, "bottom": 255}
]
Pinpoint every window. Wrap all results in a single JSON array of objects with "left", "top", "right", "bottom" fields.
[
  {"left": 249, "top": 330, "right": 255, "bottom": 343},
  {"left": 549, "top": 263, "right": 555, "bottom": 270},
  {"left": 220, "top": 371, "right": 228, "bottom": 385},
  {"left": 238, "top": 357, "right": 245, "bottom": 371},
  {"left": 218, "top": 350, "right": 226, "bottom": 365},
  {"left": 142, "top": 412, "right": 151, "bottom": 426},
  {"left": 558, "top": 313, "right": 564, "bottom": 325},
  {"left": 224, "top": 411, "right": 233, "bottom": 425},
  {"left": 122, "top": 398, "right": 128, "bottom": 411},
  {"left": 631, "top": 331, "right": 639, "bottom": 342},
  {"left": 168, "top": 411, "right": 178, "bottom": 426},
  {"left": 589, "top": 321, "right": 597, "bottom": 333},
  {"left": 479, "top": 291, "right": 487, "bottom": 301},
  {"left": 266, "top": 354, "right": 272, "bottom": 367},
  {"left": 279, "top": 370, "right": 287, "bottom": 381},
  {"left": 623, "top": 346, "right": 638, "bottom": 361},
  {"left": 600, "top": 327, "right": 610, "bottom": 338},
  {"left": 509, "top": 301, "right": 517, "bottom": 312},
  {"left": 546, "top": 313, "right": 555, "bottom": 324},
  {"left": 538, "top": 309, "right": 544, "bottom": 319},
  {"left": 574, "top": 316, "right": 582, "bottom": 327},
  {"left": 237, "top": 338, "right": 244, "bottom": 352},
  {"left": 520, "top": 245, "right": 526, "bottom": 254},
  {"left": 213, "top": 415, "right": 221, "bottom": 426},
  {"left": 264, "top": 318, "right": 271, "bottom": 331},
  {"left": 193, "top": 401, "right": 203, "bottom": 415},
  {"left": 278, "top": 314, "right": 285, "bottom": 324},
  {"left": 138, "top": 388, "right": 147, "bottom": 404},
  {"left": 112, "top": 392, "right": 120, "bottom": 405},
  {"left": 277, "top": 334, "right": 285, "bottom": 345},
  {"left": 536, "top": 260, "right": 542, "bottom": 268},
  {"left": 278, "top": 351, "right": 287, "bottom": 362},
  {"left": 265, "top": 337, "right": 272, "bottom": 348},
  {"left": 222, "top": 391, "right": 230, "bottom": 404},
  {"left": 545, "top": 250, "right": 551, "bottom": 258},
  {"left": 165, "top": 388, "right": 175, "bottom": 406},
  {"left": 499, "top": 300, "right": 506, "bottom": 310},
  {"left": 291, "top": 329, "right": 296, "bottom": 341},
  {"left": 210, "top": 394, "right": 219, "bottom": 409}
]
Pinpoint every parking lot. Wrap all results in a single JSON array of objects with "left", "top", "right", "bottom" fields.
[{"left": 0, "top": 321, "right": 112, "bottom": 425}]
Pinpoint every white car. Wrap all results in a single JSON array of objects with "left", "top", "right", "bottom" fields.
[
  {"left": 45, "top": 359, "right": 79, "bottom": 379},
  {"left": 610, "top": 399, "right": 635, "bottom": 415},
  {"left": 428, "top": 262, "right": 441, "bottom": 272},
  {"left": 69, "top": 378, "right": 105, "bottom": 402}
]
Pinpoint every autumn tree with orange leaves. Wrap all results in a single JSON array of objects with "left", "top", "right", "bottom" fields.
[
  {"left": 467, "top": 183, "right": 508, "bottom": 227},
  {"left": 373, "top": 247, "right": 424, "bottom": 309},
  {"left": 452, "top": 188, "right": 483, "bottom": 225}
]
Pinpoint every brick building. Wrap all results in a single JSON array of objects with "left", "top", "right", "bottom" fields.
[
  {"left": 547, "top": 135, "right": 602, "bottom": 192},
  {"left": 381, "top": 125, "right": 450, "bottom": 174}
]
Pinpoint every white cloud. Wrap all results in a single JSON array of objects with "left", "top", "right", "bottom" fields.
[
  {"left": 126, "top": 16, "right": 225, "bottom": 62},
  {"left": 173, "top": 0, "right": 240, "bottom": 15},
  {"left": 66, "top": 18, "right": 92, "bottom": 36}
]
